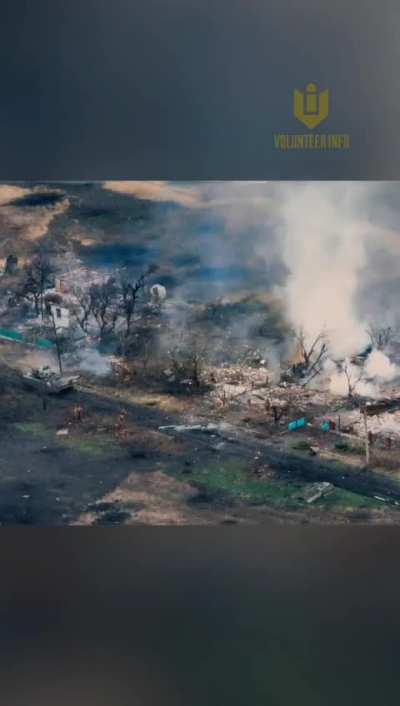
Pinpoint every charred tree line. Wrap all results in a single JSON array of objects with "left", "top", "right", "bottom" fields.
[
  {"left": 72, "top": 264, "right": 158, "bottom": 339},
  {"left": 19, "top": 252, "right": 54, "bottom": 319},
  {"left": 2, "top": 247, "right": 162, "bottom": 375},
  {"left": 5, "top": 247, "right": 158, "bottom": 339}
]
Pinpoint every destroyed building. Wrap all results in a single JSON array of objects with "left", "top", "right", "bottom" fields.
[{"left": 4, "top": 254, "right": 18, "bottom": 276}]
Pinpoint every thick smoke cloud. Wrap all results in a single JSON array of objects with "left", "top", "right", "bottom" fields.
[
  {"left": 276, "top": 183, "right": 371, "bottom": 357},
  {"left": 101, "top": 181, "right": 400, "bottom": 360},
  {"left": 4, "top": 180, "right": 400, "bottom": 366}
]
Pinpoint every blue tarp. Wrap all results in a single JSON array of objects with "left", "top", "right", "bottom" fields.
[
  {"left": 0, "top": 328, "right": 53, "bottom": 350},
  {"left": 288, "top": 417, "right": 306, "bottom": 431}
]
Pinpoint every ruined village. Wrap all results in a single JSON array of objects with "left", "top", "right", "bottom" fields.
[{"left": 1, "top": 181, "right": 400, "bottom": 525}]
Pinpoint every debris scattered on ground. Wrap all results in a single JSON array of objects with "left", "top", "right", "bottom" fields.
[
  {"left": 299, "top": 482, "right": 334, "bottom": 504},
  {"left": 159, "top": 422, "right": 236, "bottom": 436},
  {"left": 346, "top": 409, "right": 400, "bottom": 440}
]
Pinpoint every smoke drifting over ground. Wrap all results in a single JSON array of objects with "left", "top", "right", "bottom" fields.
[
  {"left": 365, "top": 350, "right": 399, "bottom": 382},
  {"left": 5, "top": 180, "right": 400, "bottom": 379},
  {"left": 20, "top": 350, "right": 58, "bottom": 373},
  {"left": 99, "top": 181, "right": 400, "bottom": 363},
  {"left": 77, "top": 349, "right": 112, "bottom": 376},
  {"left": 276, "top": 183, "right": 371, "bottom": 358}
]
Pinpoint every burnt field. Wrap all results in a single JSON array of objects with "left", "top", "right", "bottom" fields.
[
  {"left": 2, "top": 181, "right": 400, "bottom": 524},
  {"left": 2, "top": 351, "right": 400, "bottom": 526}
]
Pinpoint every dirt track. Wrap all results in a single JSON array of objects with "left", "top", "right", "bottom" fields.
[
  {"left": 0, "top": 374, "right": 155, "bottom": 512},
  {"left": 1, "top": 376, "right": 400, "bottom": 525}
]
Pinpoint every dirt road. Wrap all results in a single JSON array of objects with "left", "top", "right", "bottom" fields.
[{"left": 1, "top": 377, "right": 400, "bottom": 525}]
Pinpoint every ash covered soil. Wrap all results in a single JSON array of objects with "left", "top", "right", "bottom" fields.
[
  {"left": 3, "top": 181, "right": 400, "bottom": 524},
  {"left": 2, "top": 362, "right": 400, "bottom": 526}
]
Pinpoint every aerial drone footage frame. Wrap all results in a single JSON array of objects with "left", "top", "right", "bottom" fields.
[{"left": 1, "top": 179, "right": 400, "bottom": 526}]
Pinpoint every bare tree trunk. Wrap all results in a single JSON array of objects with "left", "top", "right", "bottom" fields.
[
  {"left": 363, "top": 410, "right": 370, "bottom": 466},
  {"left": 126, "top": 310, "right": 132, "bottom": 337},
  {"left": 55, "top": 339, "right": 63, "bottom": 374}
]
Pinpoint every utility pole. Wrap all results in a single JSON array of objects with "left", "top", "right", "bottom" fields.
[{"left": 362, "top": 408, "right": 370, "bottom": 466}]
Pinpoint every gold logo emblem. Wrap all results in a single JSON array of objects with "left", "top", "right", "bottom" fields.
[{"left": 294, "top": 83, "right": 329, "bottom": 129}]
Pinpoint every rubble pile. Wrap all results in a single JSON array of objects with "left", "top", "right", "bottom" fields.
[
  {"left": 298, "top": 482, "right": 334, "bottom": 504},
  {"left": 342, "top": 408, "right": 400, "bottom": 441},
  {"left": 206, "top": 364, "right": 271, "bottom": 409},
  {"left": 205, "top": 363, "right": 333, "bottom": 418}
]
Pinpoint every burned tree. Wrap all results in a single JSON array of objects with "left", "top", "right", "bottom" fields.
[
  {"left": 287, "top": 328, "right": 328, "bottom": 384},
  {"left": 367, "top": 325, "right": 394, "bottom": 351},
  {"left": 119, "top": 265, "right": 158, "bottom": 337},
  {"left": 167, "top": 331, "right": 209, "bottom": 389},
  {"left": 71, "top": 287, "right": 93, "bottom": 333},
  {"left": 89, "top": 277, "right": 119, "bottom": 340},
  {"left": 342, "top": 362, "right": 361, "bottom": 398},
  {"left": 21, "top": 251, "right": 54, "bottom": 318}
]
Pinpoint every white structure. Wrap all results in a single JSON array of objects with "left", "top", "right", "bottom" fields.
[
  {"left": 49, "top": 304, "right": 70, "bottom": 330},
  {"left": 150, "top": 284, "right": 167, "bottom": 304}
]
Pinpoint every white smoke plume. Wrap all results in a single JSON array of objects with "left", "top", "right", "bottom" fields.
[
  {"left": 20, "top": 350, "right": 58, "bottom": 373},
  {"left": 327, "top": 360, "right": 378, "bottom": 399},
  {"left": 78, "top": 348, "right": 112, "bottom": 376},
  {"left": 326, "top": 349, "right": 399, "bottom": 400},
  {"left": 277, "top": 183, "right": 372, "bottom": 359},
  {"left": 364, "top": 349, "right": 399, "bottom": 382}
]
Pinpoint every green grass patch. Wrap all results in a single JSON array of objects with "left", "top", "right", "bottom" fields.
[
  {"left": 64, "top": 433, "right": 124, "bottom": 460},
  {"left": 334, "top": 440, "right": 364, "bottom": 455},
  {"left": 291, "top": 440, "right": 312, "bottom": 452},
  {"left": 316, "top": 487, "right": 383, "bottom": 510},
  {"left": 13, "top": 421, "right": 53, "bottom": 439},
  {"left": 13, "top": 422, "right": 123, "bottom": 460},
  {"left": 170, "top": 454, "right": 389, "bottom": 514},
  {"left": 180, "top": 457, "right": 305, "bottom": 509}
]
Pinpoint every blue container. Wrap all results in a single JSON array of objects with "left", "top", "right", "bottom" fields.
[{"left": 288, "top": 417, "right": 306, "bottom": 432}]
